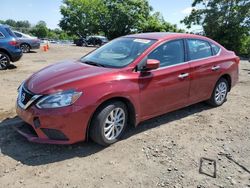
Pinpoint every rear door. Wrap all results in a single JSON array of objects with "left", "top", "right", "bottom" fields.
[
  {"left": 186, "top": 39, "right": 222, "bottom": 104},
  {"left": 139, "top": 39, "right": 191, "bottom": 119}
]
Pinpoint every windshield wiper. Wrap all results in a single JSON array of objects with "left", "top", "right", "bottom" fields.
[{"left": 82, "top": 60, "right": 105, "bottom": 67}]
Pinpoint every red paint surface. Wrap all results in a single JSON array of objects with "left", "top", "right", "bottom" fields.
[{"left": 16, "top": 33, "right": 239, "bottom": 144}]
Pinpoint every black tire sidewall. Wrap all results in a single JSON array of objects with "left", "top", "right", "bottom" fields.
[
  {"left": 0, "top": 52, "right": 10, "bottom": 70},
  {"left": 90, "top": 101, "right": 128, "bottom": 146}
]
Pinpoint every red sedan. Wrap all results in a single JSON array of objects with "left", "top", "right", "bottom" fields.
[{"left": 16, "top": 33, "right": 239, "bottom": 146}]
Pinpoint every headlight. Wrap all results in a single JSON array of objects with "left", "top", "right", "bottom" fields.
[{"left": 36, "top": 90, "right": 82, "bottom": 109}]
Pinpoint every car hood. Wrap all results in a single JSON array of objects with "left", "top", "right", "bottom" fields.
[{"left": 25, "top": 60, "right": 114, "bottom": 94}]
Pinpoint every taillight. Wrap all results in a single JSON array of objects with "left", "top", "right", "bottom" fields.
[
  {"left": 8, "top": 40, "right": 18, "bottom": 46},
  {"left": 235, "top": 56, "right": 240, "bottom": 64}
]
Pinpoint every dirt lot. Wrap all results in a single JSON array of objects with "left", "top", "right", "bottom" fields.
[{"left": 0, "top": 44, "right": 249, "bottom": 188}]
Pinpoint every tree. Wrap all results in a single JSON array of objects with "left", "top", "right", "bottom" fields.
[
  {"left": 4, "top": 19, "right": 16, "bottom": 27},
  {"left": 31, "top": 21, "right": 49, "bottom": 38},
  {"left": 60, "top": 0, "right": 104, "bottom": 37},
  {"left": 59, "top": 0, "right": 183, "bottom": 39},
  {"left": 98, "top": 0, "right": 152, "bottom": 39},
  {"left": 139, "top": 12, "right": 184, "bottom": 33},
  {"left": 16, "top": 20, "right": 31, "bottom": 28},
  {"left": 181, "top": 0, "right": 250, "bottom": 55}
]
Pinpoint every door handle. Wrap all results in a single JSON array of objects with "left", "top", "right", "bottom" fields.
[
  {"left": 178, "top": 73, "right": 189, "bottom": 79},
  {"left": 212, "top": 65, "right": 220, "bottom": 71}
]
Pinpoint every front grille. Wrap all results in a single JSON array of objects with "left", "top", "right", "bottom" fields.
[
  {"left": 17, "top": 84, "right": 42, "bottom": 109},
  {"left": 20, "top": 86, "right": 34, "bottom": 106}
]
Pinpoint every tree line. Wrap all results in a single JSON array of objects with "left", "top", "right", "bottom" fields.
[
  {"left": 0, "top": 19, "right": 73, "bottom": 40},
  {"left": 0, "top": 0, "right": 249, "bottom": 56},
  {"left": 60, "top": 0, "right": 249, "bottom": 56},
  {"left": 59, "top": 0, "right": 184, "bottom": 39}
]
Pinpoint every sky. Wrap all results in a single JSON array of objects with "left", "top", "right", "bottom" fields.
[{"left": 0, "top": 0, "right": 202, "bottom": 32}]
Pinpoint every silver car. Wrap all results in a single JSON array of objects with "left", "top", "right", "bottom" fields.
[{"left": 13, "top": 31, "right": 40, "bottom": 53}]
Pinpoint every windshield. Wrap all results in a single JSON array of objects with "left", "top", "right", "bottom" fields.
[{"left": 80, "top": 37, "right": 156, "bottom": 68}]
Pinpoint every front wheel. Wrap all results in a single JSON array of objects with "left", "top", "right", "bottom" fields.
[
  {"left": 208, "top": 78, "right": 229, "bottom": 107},
  {"left": 0, "top": 52, "right": 10, "bottom": 70},
  {"left": 90, "top": 101, "right": 128, "bottom": 146}
]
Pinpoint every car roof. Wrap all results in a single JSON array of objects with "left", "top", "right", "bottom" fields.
[{"left": 124, "top": 32, "right": 210, "bottom": 41}]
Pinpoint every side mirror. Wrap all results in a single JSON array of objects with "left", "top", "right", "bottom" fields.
[{"left": 144, "top": 59, "right": 160, "bottom": 71}]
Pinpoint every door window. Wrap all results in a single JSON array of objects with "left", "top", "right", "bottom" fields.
[
  {"left": 187, "top": 39, "right": 212, "bottom": 60},
  {"left": 148, "top": 40, "right": 185, "bottom": 67}
]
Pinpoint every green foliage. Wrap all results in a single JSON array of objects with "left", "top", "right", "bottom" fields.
[
  {"left": 99, "top": 0, "right": 152, "bottom": 39},
  {"left": 139, "top": 12, "right": 185, "bottom": 33},
  {"left": 60, "top": 0, "right": 183, "bottom": 39},
  {"left": 30, "top": 21, "right": 49, "bottom": 38},
  {"left": 4, "top": 19, "right": 17, "bottom": 27},
  {"left": 0, "top": 19, "right": 73, "bottom": 40},
  {"left": 60, "top": 0, "right": 104, "bottom": 37},
  {"left": 16, "top": 20, "right": 31, "bottom": 28},
  {"left": 239, "top": 34, "right": 250, "bottom": 57},
  {"left": 0, "top": 19, "right": 32, "bottom": 33},
  {"left": 181, "top": 0, "right": 250, "bottom": 56}
]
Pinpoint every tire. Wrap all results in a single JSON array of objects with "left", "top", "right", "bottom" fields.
[
  {"left": 90, "top": 101, "right": 128, "bottom": 146},
  {"left": 208, "top": 78, "right": 229, "bottom": 107},
  {"left": 20, "top": 44, "right": 30, "bottom": 53},
  {"left": 0, "top": 52, "right": 10, "bottom": 70}
]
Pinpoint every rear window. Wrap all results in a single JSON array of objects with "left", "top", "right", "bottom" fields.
[
  {"left": 0, "top": 32, "right": 5, "bottom": 38},
  {"left": 211, "top": 43, "right": 221, "bottom": 55},
  {"left": 187, "top": 39, "right": 212, "bottom": 60},
  {"left": 14, "top": 32, "right": 22, "bottom": 38},
  {"left": 5, "top": 28, "right": 16, "bottom": 37}
]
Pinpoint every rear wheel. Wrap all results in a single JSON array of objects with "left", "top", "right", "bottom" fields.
[
  {"left": 20, "top": 44, "right": 30, "bottom": 53},
  {"left": 0, "top": 52, "right": 10, "bottom": 70},
  {"left": 208, "top": 78, "right": 229, "bottom": 107},
  {"left": 90, "top": 101, "right": 128, "bottom": 146}
]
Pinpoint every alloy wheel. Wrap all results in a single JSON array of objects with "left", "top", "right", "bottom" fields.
[
  {"left": 104, "top": 107, "right": 125, "bottom": 140},
  {"left": 21, "top": 44, "right": 30, "bottom": 53},
  {"left": 0, "top": 54, "right": 9, "bottom": 70},
  {"left": 214, "top": 82, "right": 227, "bottom": 105}
]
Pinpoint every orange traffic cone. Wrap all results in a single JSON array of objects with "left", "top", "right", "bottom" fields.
[
  {"left": 43, "top": 45, "right": 47, "bottom": 52},
  {"left": 46, "top": 44, "right": 49, "bottom": 50}
]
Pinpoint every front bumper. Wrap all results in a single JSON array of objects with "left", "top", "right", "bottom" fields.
[
  {"left": 10, "top": 51, "right": 23, "bottom": 62},
  {"left": 13, "top": 123, "right": 71, "bottom": 144},
  {"left": 15, "top": 103, "right": 90, "bottom": 144}
]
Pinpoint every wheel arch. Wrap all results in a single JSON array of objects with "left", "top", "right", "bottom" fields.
[
  {"left": 20, "top": 42, "right": 31, "bottom": 48},
  {"left": 219, "top": 74, "right": 232, "bottom": 91},
  {"left": 85, "top": 96, "right": 136, "bottom": 140},
  {"left": 0, "top": 48, "right": 11, "bottom": 61}
]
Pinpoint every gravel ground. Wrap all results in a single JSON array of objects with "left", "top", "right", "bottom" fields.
[{"left": 0, "top": 44, "right": 249, "bottom": 188}]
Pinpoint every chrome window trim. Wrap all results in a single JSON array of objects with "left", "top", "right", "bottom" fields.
[
  {"left": 138, "top": 38, "right": 222, "bottom": 73},
  {"left": 186, "top": 38, "right": 222, "bottom": 63},
  {"left": 17, "top": 84, "right": 42, "bottom": 110},
  {"left": 211, "top": 43, "right": 221, "bottom": 56},
  {"left": 187, "top": 47, "right": 221, "bottom": 63},
  {"left": 0, "top": 32, "right": 5, "bottom": 39}
]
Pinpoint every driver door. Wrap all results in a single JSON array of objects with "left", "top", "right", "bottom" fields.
[{"left": 139, "top": 39, "right": 191, "bottom": 120}]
